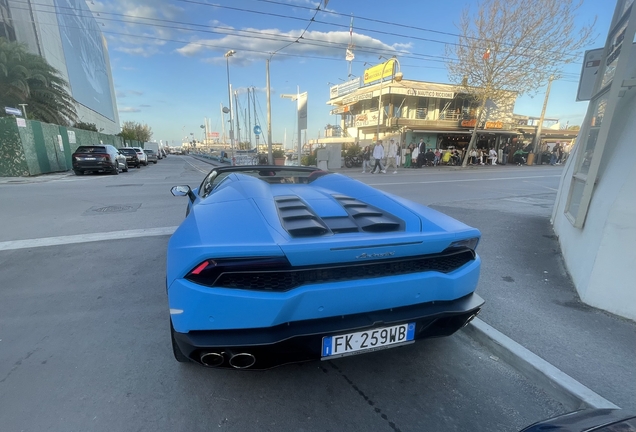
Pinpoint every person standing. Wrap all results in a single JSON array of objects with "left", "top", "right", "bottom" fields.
[
  {"left": 361, "top": 145, "right": 371, "bottom": 173},
  {"left": 470, "top": 148, "right": 477, "bottom": 165},
  {"left": 386, "top": 139, "right": 398, "bottom": 173},
  {"left": 434, "top": 148, "right": 441, "bottom": 166},
  {"left": 395, "top": 141, "right": 401, "bottom": 171},
  {"left": 372, "top": 141, "right": 386, "bottom": 174},
  {"left": 502, "top": 143, "right": 510, "bottom": 165},
  {"left": 489, "top": 148, "right": 498, "bottom": 165},
  {"left": 405, "top": 143, "right": 415, "bottom": 168}
]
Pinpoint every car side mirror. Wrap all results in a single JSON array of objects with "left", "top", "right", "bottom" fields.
[{"left": 171, "top": 185, "right": 195, "bottom": 202}]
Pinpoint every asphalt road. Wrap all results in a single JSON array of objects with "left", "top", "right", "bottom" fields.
[{"left": 0, "top": 156, "right": 603, "bottom": 432}]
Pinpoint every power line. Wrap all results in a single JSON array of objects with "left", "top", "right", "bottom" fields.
[
  {"left": 8, "top": 1, "right": 457, "bottom": 66},
  {"left": 7, "top": 1, "right": 586, "bottom": 78}
]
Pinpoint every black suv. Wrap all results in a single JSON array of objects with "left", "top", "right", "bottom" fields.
[
  {"left": 71, "top": 145, "right": 127, "bottom": 175},
  {"left": 119, "top": 147, "right": 141, "bottom": 168}
]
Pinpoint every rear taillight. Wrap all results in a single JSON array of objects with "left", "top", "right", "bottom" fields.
[
  {"left": 185, "top": 257, "right": 291, "bottom": 287},
  {"left": 101, "top": 153, "right": 110, "bottom": 161}
]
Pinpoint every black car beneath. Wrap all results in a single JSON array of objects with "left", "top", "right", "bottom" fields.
[
  {"left": 119, "top": 147, "right": 141, "bottom": 168},
  {"left": 72, "top": 145, "right": 127, "bottom": 175}
]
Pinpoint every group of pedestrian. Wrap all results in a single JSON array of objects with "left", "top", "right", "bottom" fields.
[
  {"left": 550, "top": 142, "right": 564, "bottom": 165},
  {"left": 359, "top": 139, "right": 524, "bottom": 172},
  {"left": 361, "top": 139, "right": 401, "bottom": 174}
]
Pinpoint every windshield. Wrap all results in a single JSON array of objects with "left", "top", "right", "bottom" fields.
[{"left": 74, "top": 146, "right": 106, "bottom": 153}]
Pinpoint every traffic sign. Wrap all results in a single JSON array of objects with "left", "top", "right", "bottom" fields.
[{"left": 253, "top": 125, "right": 262, "bottom": 135}]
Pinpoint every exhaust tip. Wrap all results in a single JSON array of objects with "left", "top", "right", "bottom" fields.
[
  {"left": 229, "top": 353, "right": 256, "bottom": 369},
  {"left": 462, "top": 309, "right": 481, "bottom": 328},
  {"left": 200, "top": 352, "right": 224, "bottom": 367}
]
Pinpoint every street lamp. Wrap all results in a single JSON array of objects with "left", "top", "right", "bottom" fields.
[
  {"left": 224, "top": 50, "right": 236, "bottom": 165},
  {"left": 376, "top": 57, "right": 402, "bottom": 142}
]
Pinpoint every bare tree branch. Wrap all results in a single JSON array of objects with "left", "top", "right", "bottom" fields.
[{"left": 445, "top": 0, "right": 596, "bottom": 167}]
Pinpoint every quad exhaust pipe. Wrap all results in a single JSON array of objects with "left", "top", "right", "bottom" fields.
[
  {"left": 228, "top": 352, "right": 256, "bottom": 369},
  {"left": 200, "top": 352, "right": 224, "bottom": 367},
  {"left": 199, "top": 351, "right": 256, "bottom": 369}
]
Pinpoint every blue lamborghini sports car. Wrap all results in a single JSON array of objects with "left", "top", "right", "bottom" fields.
[{"left": 168, "top": 166, "right": 483, "bottom": 369}]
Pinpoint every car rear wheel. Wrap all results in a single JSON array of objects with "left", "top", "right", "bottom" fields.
[
  {"left": 73, "top": 170, "right": 83, "bottom": 176},
  {"left": 111, "top": 164, "right": 119, "bottom": 175},
  {"left": 171, "top": 322, "right": 191, "bottom": 363},
  {"left": 123, "top": 162, "right": 129, "bottom": 172},
  {"left": 153, "top": 161, "right": 157, "bottom": 164},
  {"left": 136, "top": 163, "right": 141, "bottom": 168}
]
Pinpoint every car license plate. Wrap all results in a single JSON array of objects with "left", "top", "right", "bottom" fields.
[
  {"left": 83, "top": 157, "right": 96, "bottom": 160},
  {"left": 321, "top": 323, "right": 415, "bottom": 359}
]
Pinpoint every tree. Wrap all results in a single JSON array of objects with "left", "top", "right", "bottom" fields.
[
  {"left": 0, "top": 38, "right": 77, "bottom": 125},
  {"left": 446, "top": 0, "right": 595, "bottom": 167},
  {"left": 74, "top": 121, "right": 98, "bottom": 132},
  {"left": 119, "top": 120, "right": 153, "bottom": 142}
]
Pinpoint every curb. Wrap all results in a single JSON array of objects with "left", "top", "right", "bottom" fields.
[{"left": 463, "top": 318, "right": 620, "bottom": 410}]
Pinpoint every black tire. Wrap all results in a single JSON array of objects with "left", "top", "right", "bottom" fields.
[
  {"left": 73, "top": 170, "right": 83, "bottom": 176},
  {"left": 171, "top": 322, "right": 191, "bottom": 363},
  {"left": 136, "top": 164, "right": 141, "bottom": 169},
  {"left": 123, "top": 162, "right": 129, "bottom": 172},
  {"left": 111, "top": 163, "right": 119, "bottom": 175},
  {"left": 153, "top": 161, "right": 157, "bottom": 164},
  {"left": 344, "top": 158, "right": 353, "bottom": 168}
]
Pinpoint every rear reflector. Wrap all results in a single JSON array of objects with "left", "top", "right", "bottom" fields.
[{"left": 191, "top": 261, "right": 210, "bottom": 275}]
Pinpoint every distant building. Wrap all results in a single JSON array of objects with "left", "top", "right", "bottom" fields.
[
  {"left": 2, "top": 0, "right": 120, "bottom": 133},
  {"left": 316, "top": 75, "right": 518, "bottom": 151}
]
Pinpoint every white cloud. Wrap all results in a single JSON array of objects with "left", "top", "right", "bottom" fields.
[
  {"left": 118, "top": 106, "right": 141, "bottom": 113},
  {"left": 176, "top": 29, "right": 409, "bottom": 65}
]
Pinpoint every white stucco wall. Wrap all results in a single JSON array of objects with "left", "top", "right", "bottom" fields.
[{"left": 552, "top": 87, "right": 636, "bottom": 320}]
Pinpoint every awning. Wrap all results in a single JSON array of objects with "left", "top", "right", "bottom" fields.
[{"left": 411, "top": 129, "right": 518, "bottom": 135}]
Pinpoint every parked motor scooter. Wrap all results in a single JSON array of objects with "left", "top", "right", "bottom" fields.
[{"left": 344, "top": 154, "right": 363, "bottom": 168}]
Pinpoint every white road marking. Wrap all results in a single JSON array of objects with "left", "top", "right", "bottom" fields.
[
  {"left": 183, "top": 156, "right": 209, "bottom": 174},
  {"left": 522, "top": 180, "right": 559, "bottom": 191},
  {"left": 0, "top": 227, "right": 178, "bottom": 251}
]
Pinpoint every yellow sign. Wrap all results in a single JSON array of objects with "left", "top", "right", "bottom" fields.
[
  {"left": 363, "top": 60, "right": 395, "bottom": 84},
  {"left": 460, "top": 119, "right": 504, "bottom": 129}
]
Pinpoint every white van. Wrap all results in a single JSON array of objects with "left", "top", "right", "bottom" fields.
[{"left": 144, "top": 142, "right": 163, "bottom": 160}]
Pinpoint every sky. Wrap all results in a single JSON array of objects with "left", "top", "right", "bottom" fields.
[{"left": 85, "top": 0, "right": 612, "bottom": 148}]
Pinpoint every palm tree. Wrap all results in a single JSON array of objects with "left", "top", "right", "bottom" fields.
[{"left": 0, "top": 38, "right": 77, "bottom": 125}]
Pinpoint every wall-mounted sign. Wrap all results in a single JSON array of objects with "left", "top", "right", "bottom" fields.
[
  {"left": 67, "top": 130, "right": 76, "bottom": 143},
  {"left": 363, "top": 60, "right": 395, "bottom": 85},
  {"left": 406, "top": 88, "right": 455, "bottom": 99},
  {"left": 460, "top": 119, "right": 504, "bottom": 129},
  {"left": 329, "top": 77, "right": 361, "bottom": 99},
  {"left": 342, "top": 92, "right": 373, "bottom": 105},
  {"left": 16, "top": 118, "right": 26, "bottom": 127},
  {"left": 330, "top": 106, "right": 350, "bottom": 115},
  {"left": 354, "top": 112, "right": 378, "bottom": 127}
]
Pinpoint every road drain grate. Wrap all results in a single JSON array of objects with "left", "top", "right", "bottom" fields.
[{"left": 84, "top": 203, "right": 141, "bottom": 215}]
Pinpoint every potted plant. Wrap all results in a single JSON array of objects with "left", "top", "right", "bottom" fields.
[{"left": 272, "top": 149, "right": 286, "bottom": 166}]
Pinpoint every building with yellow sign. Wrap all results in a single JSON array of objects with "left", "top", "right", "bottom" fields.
[{"left": 321, "top": 73, "right": 522, "bottom": 153}]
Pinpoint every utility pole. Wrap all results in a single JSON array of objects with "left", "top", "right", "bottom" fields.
[
  {"left": 247, "top": 87, "right": 252, "bottom": 150},
  {"left": 18, "top": 104, "right": 28, "bottom": 120},
  {"left": 234, "top": 91, "right": 241, "bottom": 149},
  {"left": 532, "top": 75, "right": 555, "bottom": 155},
  {"left": 266, "top": 58, "right": 273, "bottom": 165}
]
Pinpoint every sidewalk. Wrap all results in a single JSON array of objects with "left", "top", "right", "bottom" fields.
[{"left": 430, "top": 193, "right": 636, "bottom": 411}]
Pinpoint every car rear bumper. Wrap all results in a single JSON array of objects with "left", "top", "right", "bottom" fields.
[
  {"left": 73, "top": 161, "right": 116, "bottom": 171},
  {"left": 172, "top": 292, "right": 484, "bottom": 369}
]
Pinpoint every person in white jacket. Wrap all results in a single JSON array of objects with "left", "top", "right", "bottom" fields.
[
  {"left": 385, "top": 139, "right": 399, "bottom": 173},
  {"left": 372, "top": 141, "right": 386, "bottom": 174}
]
